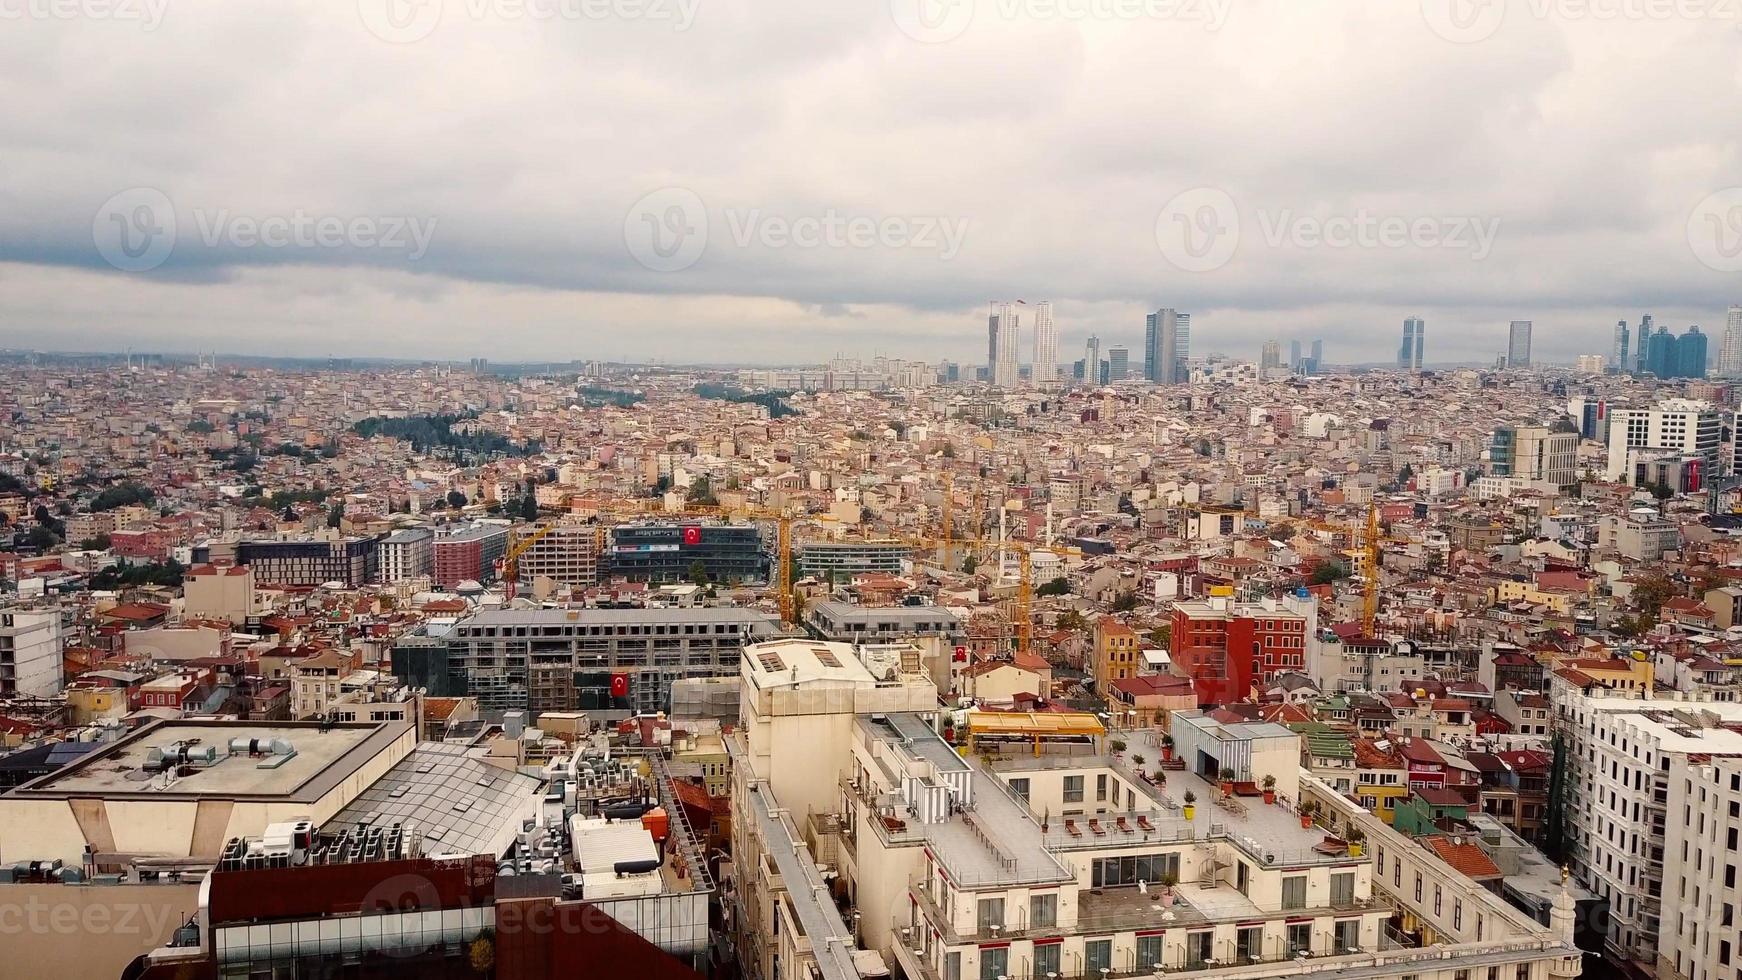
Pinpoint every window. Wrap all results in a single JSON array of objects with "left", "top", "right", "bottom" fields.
[
  {"left": 979, "top": 947, "right": 1007, "bottom": 980},
  {"left": 1033, "top": 943, "right": 1060, "bottom": 977},
  {"left": 1092, "top": 853, "right": 1181, "bottom": 888},
  {"left": 1085, "top": 939, "right": 1112, "bottom": 976},
  {"left": 1010, "top": 778, "right": 1029, "bottom": 803},
  {"left": 1030, "top": 893, "right": 1057, "bottom": 929},
  {"left": 976, "top": 897, "right": 1004, "bottom": 934},
  {"left": 1287, "top": 923, "right": 1311, "bottom": 955},
  {"left": 1237, "top": 926, "right": 1262, "bottom": 961},
  {"left": 1137, "top": 935, "right": 1164, "bottom": 971},
  {"left": 1282, "top": 875, "right": 1308, "bottom": 910},
  {"left": 1063, "top": 775, "right": 1084, "bottom": 803},
  {"left": 1336, "top": 919, "right": 1360, "bottom": 951},
  {"left": 945, "top": 952, "right": 960, "bottom": 980},
  {"left": 1331, "top": 872, "right": 1355, "bottom": 906},
  {"left": 1097, "top": 773, "right": 1108, "bottom": 802}
]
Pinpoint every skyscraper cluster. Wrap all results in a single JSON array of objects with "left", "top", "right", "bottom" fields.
[
  {"left": 986, "top": 300, "right": 1058, "bottom": 387},
  {"left": 1639, "top": 322, "right": 1706, "bottom": 379}
]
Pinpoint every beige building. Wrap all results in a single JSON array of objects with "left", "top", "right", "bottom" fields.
[
  {"left": 729, "top": 638, "right": 1583, "bottom": 980},
  {"left": 181, "top": 563, "right": 260, "bottom": 625}
]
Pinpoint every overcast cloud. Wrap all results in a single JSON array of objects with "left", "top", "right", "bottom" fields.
[{"left": 0, "top": 0, "right": 1739, "bottom": 366}]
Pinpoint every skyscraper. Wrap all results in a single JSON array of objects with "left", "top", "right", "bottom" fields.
[
  {"left": 1613, "top": 319, "right": 1630, "bottom": 374},
  {"left": 1260, "top": 340, "right": 1282, "bottom": 371},
  {"left": 1635, "top": 314, "right": 1653, "bottom": 373},
  {"left": 1031, "top": 301, "right": 1057, "bottom": 383},
  {"left": 1507, "top": 320, "right": 1532, "bottom": 368},
  {"left": 1175, "top": 313, "right": 1191, "bottom": 370},
  {"left": 1719, "top": 305, "right": 1742, "bottom": 378},
  {"left": 1083, "top": 335, "right": 1100, "bottom": 386},
  {"left": 1676, "top": 325, "right": 1707, "bottom": 379},
  {"left": 1311, "top": 339, "right": 1323, "bottom": 367},
  {"left": 1399, "top": 317, "right": 1424, "bottom": 371},
  {"left": 1646, "top": 324, "right": 1675, "bottom": 378},
  {"left": 1107, "top": 346, "right": 1129, "bottom": 381},
  {"left": 1144, "top": 308, "right": 1187, "bottom": 384},
  {"left": 987, "top": 301, "right": 1020, "bottom": 387},
  {"left": 1289, "top": 339, "right": 1302, "bottom": 369}
]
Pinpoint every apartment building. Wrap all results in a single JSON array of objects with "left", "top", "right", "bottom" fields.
[
  {"left": 1169, "top": 593, "right": 1317, "bottom": 706},
  {"left": 375, "top": 527, "right": 434, "bottom": 583},
  {"left": 431, "top": 522, "right": 510, "bottom": 587},
  {"left": 235, "top": 536, "right": 378, "bottom": 587},
  {"left": 1598, "top": 513, "right": 1680, "bottom": 561},
  {"left": 512, "top": 522, "right": 599, "bottom": 587},
  {"left": 729, "top": 638, "right": 1582, "bottom": 980},
  {"left": 1604, "top": 401, "right": 1724, "bottom": 483},
  {"left": 0, "top": 605, "right": 63, "bottom": 697},
  {"left": 797, "top": 540, "right": 912, "bottom": 579},
  {"left": 421, "top": 606, "right": 781, "bottom": 714},
  {"left": 1556, "top": 687, "right": 1742, "bottom": 977},
  {"left": 1490, "top": 425, "right": 1578, "bottom": 487}
]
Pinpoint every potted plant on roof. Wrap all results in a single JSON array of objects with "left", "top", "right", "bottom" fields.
[
  {"left": 1219, "top": 767, "right": 1237, "bottom": 796},
  {"left": 1160, "top": 731, "right": 1175, "bottom": 763},
  {"left": 1182, "top": 790, "right": 1197, "bottom": 820},
  {"left": 1299, "top": 799, "right": 1318, "bottom": 830},
  {"left": 1111, "top": 738, "right": 1128, "bottom": 756},
  {"left": 1261, "top": 774, "right": 1277, "bottom": 805},
  {"left": 1345, "top": 824, "right": 1366, "bottom": 858},
  {"left": 1158, "top": 870, "right": 1179, "bottom": 908}
]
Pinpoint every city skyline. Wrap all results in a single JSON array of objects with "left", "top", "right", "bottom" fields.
[{"left": 2, "top": 4, "right": 1740, "bottom": 365}]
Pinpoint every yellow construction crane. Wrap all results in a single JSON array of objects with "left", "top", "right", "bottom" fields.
[{"left": 500, "top": 521, "right": 560, "bottom": 600}]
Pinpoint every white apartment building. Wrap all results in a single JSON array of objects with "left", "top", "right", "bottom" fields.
[
  {"left": 1598, "top": 512, "right": 1680, "bottom": 562},
  {"left": 731, "top": 639, "right": 1581, "bottom": 980},
  {"left": 0, "top": 605, "right": 63, "bottom": 698},
  {"left": 1556, "top": 688, "right": 1742, "bottom": 979},
  {"left": 1604, "top": 401, "right": 1724, "bottom": 482},
  {"left": 376, "top": 527, "right": 434, "bottom": 584}
]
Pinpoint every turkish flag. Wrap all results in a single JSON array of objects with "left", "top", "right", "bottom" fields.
[
  {"left": 611, "top": 673, "right": 629, "bottom": 698},
  {"left": 682, "top": 526, "right": 702, "bottom": 546}
]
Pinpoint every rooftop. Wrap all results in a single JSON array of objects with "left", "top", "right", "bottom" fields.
[
  {"left": 322, "top": 741, "right": 543, "bottom": 857},
  {"left": 11, "top": 719, "right": 412, "bottom": 801}
]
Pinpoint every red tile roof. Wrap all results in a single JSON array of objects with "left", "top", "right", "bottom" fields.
[{"left": 1423, "top": 836, "right": 1503, "bottom": 880}]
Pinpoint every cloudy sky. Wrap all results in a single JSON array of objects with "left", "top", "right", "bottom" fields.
[{"left": 1, "top": 0, "right": 1739, "bottom": 367}]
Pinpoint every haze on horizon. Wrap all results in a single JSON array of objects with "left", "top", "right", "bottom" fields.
[{"left": 1, "top": 0, "right": 1738, "bottom": 368}]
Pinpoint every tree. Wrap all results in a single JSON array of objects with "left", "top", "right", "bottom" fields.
[
  {"left": 520, "top": 493, "right": 538, "bottom": 521},
  {"left": 24, "top": 525, "right": 58, "bottom": 551},
  {"left": 941, "top": 444, "right": 957, "bottom": 458},
  {"left": 961, "top": 555, "right": 978, "bottom": 574},
  {"left": 1267, "top": 524, "right": 1297, "bottom": 541},
  {"left": 688, "top": 559, "right": 711, "bottom": 587},
  {"left": 1036, "top": 577, "right": 1071, "bottom": 597},
  {"left": 79, "top": 534, "right": 112, "bottom": 551},
  {"left": 326, "top": 503, "right": 345, "bottom": 528},
  {"left": 1196, "top": 438, "right": 1213, "bottom": 457},
  {"left": 1308, "top": 560, "right": 1350, "bottom": 586},
  {"left": 446, "top": 490, "right": 467, "bottom": 509},
  {"left": 1112, "top": 591, "right": 1139, "bottom": 612},
  {"left": 1148, "top": 624, "right": 1171, "bottom": 647},
  {"left": 1057, "top": 609, "right": 1087, "bottom": 631},
  {"left": 686, "top": 477, "right": 718, "bottom": 506}
]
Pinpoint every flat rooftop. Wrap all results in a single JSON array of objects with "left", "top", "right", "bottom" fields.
[
  {"left": 460, "top": 606, "right": 779, "bottom": 627},
  {"left": 10, "top": 719, "right": 411, "bottom": 801}
]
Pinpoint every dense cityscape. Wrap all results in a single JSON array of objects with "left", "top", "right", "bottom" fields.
[{"left": 0, "top": 305, "right": 1738, "bottom": 980}]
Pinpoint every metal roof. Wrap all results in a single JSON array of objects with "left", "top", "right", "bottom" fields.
[{"left": 323, "top": 741, "right": 543, "bottom": 857}]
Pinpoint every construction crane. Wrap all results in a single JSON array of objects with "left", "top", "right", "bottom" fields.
[{"left": 500, "top": 521, "right": 561, "bottom": 601}]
